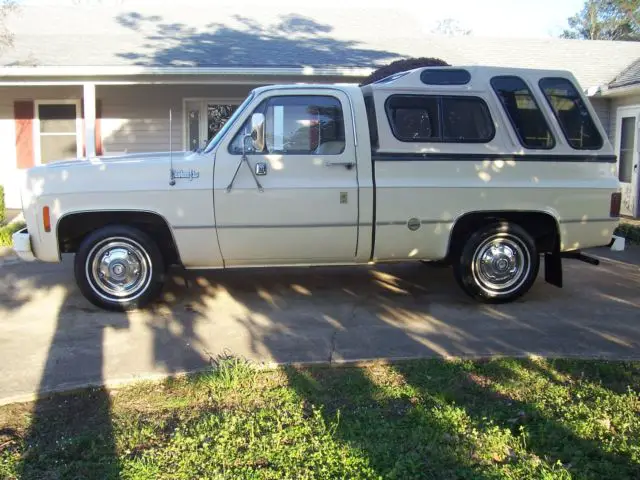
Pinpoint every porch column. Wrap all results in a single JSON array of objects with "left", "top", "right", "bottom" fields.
[{"left": 83, "top": 83, "right": 96, "bottom": 158}]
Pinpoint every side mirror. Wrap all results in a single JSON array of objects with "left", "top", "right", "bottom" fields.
[{"left": 250, "top": 113, "right": 265, "bottom": 152}]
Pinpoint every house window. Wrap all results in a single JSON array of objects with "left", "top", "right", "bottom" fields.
[
  {"left": 491, "top": 76, "right": 555, "bottom": 149},
  {"left": 184, "top": 99, "right": 241, "bottom": 151},
  {"left": 385, "top": 94, "right": 494, "bottom": 143},
  {"left": 36, "top": 101, "right": 82, "bottom": 164},
  {"left": 539, "top": 77, "right": 603, "bottom": 150}
]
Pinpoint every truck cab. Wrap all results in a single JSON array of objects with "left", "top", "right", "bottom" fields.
[{"left": 13, "top": 66, "right": 620, "bottom": 310}]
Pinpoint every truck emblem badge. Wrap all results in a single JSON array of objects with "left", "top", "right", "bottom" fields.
[
  {"left": 170, "top": 169, "right": 200, "bottom": 181},
  {"left": 340, "top": 192, "right": 348, "bottom": 204},
  {"left": 407, "top": 218, "right": 421, "bottom": 231}
]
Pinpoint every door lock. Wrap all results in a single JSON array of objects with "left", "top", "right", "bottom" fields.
[{"left": 255, "top": 162, "right": 267, "bottom": 175}]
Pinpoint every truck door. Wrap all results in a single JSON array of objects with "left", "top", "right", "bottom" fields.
[{"left": 213, "top": 90, "right": 359, "bottom": 266}]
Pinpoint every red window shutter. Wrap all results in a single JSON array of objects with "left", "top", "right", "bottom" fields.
[
  {"left": 14, "top": 101, "right": 35, "bottom": 169},
  {"left": 96, "top": 99, "right": 103, "bottom": 156}
]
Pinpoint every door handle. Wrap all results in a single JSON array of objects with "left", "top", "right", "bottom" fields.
[
  {"left": 324, "top": 161, "right": 355, "bottom": 170},
  {"left": 255, "top": 162, "right": 267, "bottom": 175}
]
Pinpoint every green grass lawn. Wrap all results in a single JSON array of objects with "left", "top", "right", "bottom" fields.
[{"left": 1, "top": 357, "right": 639, "bottom": 479}]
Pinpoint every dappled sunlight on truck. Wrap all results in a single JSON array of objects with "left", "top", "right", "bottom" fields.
[{"left": 12, "top": 65, "right": 620, "bottom": 310}]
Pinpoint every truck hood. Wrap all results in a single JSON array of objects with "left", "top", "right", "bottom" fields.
[
  {"left": 43, "top": 151, "right": 194, "bottom": 169},
  {"left": 21, "top": 150, "right": 208, "bottom": 207}
]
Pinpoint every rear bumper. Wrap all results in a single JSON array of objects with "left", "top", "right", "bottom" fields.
[{"left": 11, "top": 228, "right": 36, "bottom": 262}]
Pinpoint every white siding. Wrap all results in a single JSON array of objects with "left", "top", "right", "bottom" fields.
[
  {"left": 0, "top": 86, "right": 83, "bottom": 209},
  {"left": 97, "top": 84, "right": 256, "bottom": 154}
]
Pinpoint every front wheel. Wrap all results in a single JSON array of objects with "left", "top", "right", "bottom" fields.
[
  {"left": 453, "top": 222, "right": 539, "bottom": 303},
  {"left": 74, "top": 225, "right": 165, "bottom": 311}
]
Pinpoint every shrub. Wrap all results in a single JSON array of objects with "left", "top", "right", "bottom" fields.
[
  {"left": 614, "top": 222, "right": 640, "bottom": 245},
  {"left": 0, "top": 222, "right": 25, "bottom": 247},
  {"left": 0, "top": 185, "right": 5, "bottom": 224},
  {"left": 360, "top": 57, "right": 450, "bottom": 86}
]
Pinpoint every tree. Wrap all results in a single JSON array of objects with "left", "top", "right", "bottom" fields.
[
  {"left": 561, "top": 0, "right": 640, "bottom": 41},
  {"left": 360, "top": 57, "right": 450, "bottom": 86},
  {"left": 0, "top": 0, "right": 18, "bottom": 54},
  {"left": 431, "top": 18, "right": 472, "bottom": 36}
]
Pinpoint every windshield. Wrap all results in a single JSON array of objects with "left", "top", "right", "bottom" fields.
[{"left": 203, "top": 91, "right": 256, "bottom": 154}]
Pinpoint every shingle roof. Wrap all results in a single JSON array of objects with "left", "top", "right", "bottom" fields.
[
  {"left": 4, "top": 3, "right": 640, "bottom": 89},
  {"left": 609, "top": 57, "right": 640, "bottom": 89}
]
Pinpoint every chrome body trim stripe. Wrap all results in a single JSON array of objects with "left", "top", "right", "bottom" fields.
[
  {"left": 372, "top": 152, "right": 617, "bottom": 163},
  {"left": 173, "top": 225, "right": 216, "bottom": 230},
  {"left": 559, "top": 218, "right": 618, "bottom": 224},
  {"left": 173, "top": 218, "right": 616, "bottom": 230}
]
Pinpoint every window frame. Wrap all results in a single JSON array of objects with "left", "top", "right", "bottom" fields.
[
  {"left": 490, "top": 75, "right": 556, "bottom": 150},
  {"left": 227, "top": 93, "right": 347, "bottom": 156},
  {"left": 384, "top": 94, "right": 495, "bottom": 144},
  {"left": 363, "top": 93, "right": 380, "bottom": 150},
  {"left": 33, "top": 99, "right": 83, "bottom": 165},
  {"left": 538, "top": 77, "right": 604, "bottom": 151},
  {"left": 617, "top": 115, "right": 636, "bottom": 183},
  {"left": 182, "top": 97, "right": 244, "bottom": 151}
]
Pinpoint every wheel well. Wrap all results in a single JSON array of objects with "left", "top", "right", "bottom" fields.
[
  {"left": 447, "top": 211, "right": 560, "bottom": 259},
  {"left": 57, "top": 211, "right": 181, "bottom": 266}
]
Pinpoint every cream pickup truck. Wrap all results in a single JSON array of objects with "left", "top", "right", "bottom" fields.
[{"left": 13, "top": 66, "right": 621, "bottom": 311}]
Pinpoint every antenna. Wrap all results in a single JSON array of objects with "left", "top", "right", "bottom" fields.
[{"left": 169, "top": 108, "right": 175, "bottom": 186}]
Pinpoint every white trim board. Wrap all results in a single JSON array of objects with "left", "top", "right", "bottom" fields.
[
  {"left": 0, "top": 66, "right": 374, "bottom": 77},
  {"left": 33, "top": 99, "right": 82, "bottom": 165}
]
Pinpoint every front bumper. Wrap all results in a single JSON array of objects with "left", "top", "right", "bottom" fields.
[{"left": 12, "top": 228, "right": 36, "bottom": 262}]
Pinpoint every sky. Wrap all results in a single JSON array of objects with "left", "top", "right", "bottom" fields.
[{"left": 21, "top": 0, "right": 587, "bottom": 39}]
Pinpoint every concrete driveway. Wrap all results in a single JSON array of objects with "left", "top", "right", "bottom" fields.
[{"left": 0, "top": 247, "right": 639, "bottom": 405}]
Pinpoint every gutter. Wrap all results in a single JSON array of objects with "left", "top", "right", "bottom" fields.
[
  {"left": 600, "top": 82, "right": 640, "bottom": 98},
  {"left": 0, "top": 65, "right": 374, "bottom": 78}
]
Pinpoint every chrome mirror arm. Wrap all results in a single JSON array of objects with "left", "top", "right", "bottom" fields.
[{"left": 226, "top": 134, "right": 264, "bottom": 193}]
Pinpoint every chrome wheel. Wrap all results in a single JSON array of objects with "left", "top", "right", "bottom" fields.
[
  {"left": 86, "top": 237, "right": 152, "bottom": 302},
  {"left": 471, "top": 233, "right": 531, "bottom": 296}
]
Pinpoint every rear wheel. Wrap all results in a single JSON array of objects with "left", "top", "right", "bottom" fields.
[
  {"left": 453, "top": 222, "right": 539, "bottom": 303},
  {"left": 74, "top": 225, "right": 165, "bottom": 311}
]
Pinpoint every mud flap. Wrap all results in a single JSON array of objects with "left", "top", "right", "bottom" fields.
[{"left": 544, "top": 251, "right": 563, "bottom": 288}]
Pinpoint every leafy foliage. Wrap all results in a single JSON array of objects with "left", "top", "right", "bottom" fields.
[
  {"left": 432, "top": 18, "right": 472, "bottom": 36},
  {"left": 360, "top": 57, "right": 450, "bottom": 86},
  {"left": 0, "top": 185, "right": 5, "bottom": 224},
  {"left": 0, "top": 221, "right": 24, "bottom": 246},
  {"left": 615, "top": 221, "right": 640, "bottom": 245},
  {"left": 561, "top": 0, "right": 640, "bottom": 41},
  {"left": 0, "top": 0, "right": 18, "bottom": 54}
]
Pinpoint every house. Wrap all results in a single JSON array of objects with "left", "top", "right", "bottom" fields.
[{"left": 1, "top": 2, "right": 640, "bottom": 217}]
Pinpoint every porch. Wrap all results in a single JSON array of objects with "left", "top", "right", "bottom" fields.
[{"left": 0, "top": 82, "right": 260, "bottom": 208}]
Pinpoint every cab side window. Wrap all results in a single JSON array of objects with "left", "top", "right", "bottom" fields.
[
  {"left": 539, "top": 77, "right": 603, "bottom": 150},
  {"left": 229, "top": 95, "right": 345, "bottom": 155}
]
